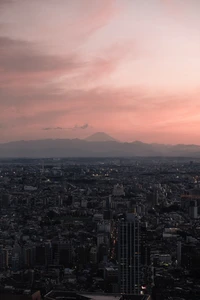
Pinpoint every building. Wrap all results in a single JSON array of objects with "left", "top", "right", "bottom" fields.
[
  {"left": 118, "top": 213, "right": 141, "bottom": 294},
  {"left": 90, "top": 246, "right": 98, "bottom": 264},
  {"left": 12, "top": 242, "right": 22, "bottom": 271},
  {"left": 0, "top": 194, "right": 11, "bottom": 208},
  {"left": 58, "top": 242, "right": 73, "bottom": 267},
  {"left": 189, "top": 200, "right": 198, "bottom": 219},
  {"left": 146, "top": 188, "right": 158, "bottom": 208},
  {"left": 113, "top": 184, "right": 125, "bottom": 197},
  {"left": 104, "top": 267, "right": 119, "bottom": 293},
  {"left": 44, "top": 291, "right": 149, "bottom": 300},
  {"left": 23, "top": 246, "right": 35, "bottom": 268},
  {"left": 177, "top": 241, "right": 182, "bottom": 266}
]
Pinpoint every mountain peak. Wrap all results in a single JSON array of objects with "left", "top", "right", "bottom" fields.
[{"left": 85, "top": 132, "right": 117, "bottom": 142}]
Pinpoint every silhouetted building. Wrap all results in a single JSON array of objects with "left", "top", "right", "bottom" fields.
[
  {"left": 189, "top": 200, "right": 198, "bottom": 219},
  {"left": 118, "top": 213, "right": 141, "bottom": 294}
]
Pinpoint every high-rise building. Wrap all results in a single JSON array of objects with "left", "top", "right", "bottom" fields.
[
  {"left": 35, "top": 245, "right": 46, "bottom": 266},
  {"left": 58, "top": 242, "right": 73, "bottom": 267},
  {"left": 177, "top": 241, "right": 182, "bottom": 266},
  {"left": 118, "top": 213, "right": 141, "bottom": 294},
  {"left": 0, "top": 194, "right": 11, "bottom": 208},
  {"left": 189, "top": 200, "right": 198, "bottom": 219},
  {"left": 12, "top": 241, "right": 22, "bottom": 271},
  {"left": 23, "top": 245, "right": 35, "bottom": 268}
]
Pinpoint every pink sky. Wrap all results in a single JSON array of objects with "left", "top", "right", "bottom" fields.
[{"left": 0, "top": 0, "right": 200, "bottom": 144}]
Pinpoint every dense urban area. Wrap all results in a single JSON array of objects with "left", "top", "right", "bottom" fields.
[{"left": 0, "top": 157, "right": 200, "bottom": 300}]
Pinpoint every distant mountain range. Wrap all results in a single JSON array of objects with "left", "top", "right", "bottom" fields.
[{"left": 0, "top": 132, "right": 200, "bottom": 158}]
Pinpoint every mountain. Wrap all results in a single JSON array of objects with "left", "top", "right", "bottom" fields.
[
  {"left": 85, "top": 132, "right": 117, "bottom": 142},
  {"left": 0, "top": 138, "right": 200, "bottom": 158}
]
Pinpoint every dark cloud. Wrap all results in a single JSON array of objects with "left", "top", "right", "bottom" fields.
[
  {"left": 43, "top": 127, "right": 65, "bottom": 131},
  {"left": 74, "top": 123, "right": 89, "bottom": 130},
  {"left": 43, "top": 128, "right": 51, "bottom": 131},
  {"left": 0, "top": 37, "right": 80, "bottom": 73},
  {"left": 42, "top": 124, "right": 89, "bottom": 131},
  {"left": 0, "top": 37, "right": 131, "bottom": 93},
  {"left": 54, "top": 127, "right": 63, "bottom": 130},
  {"left": 0, "top": 36, "right": 136, "bottom": 89}
]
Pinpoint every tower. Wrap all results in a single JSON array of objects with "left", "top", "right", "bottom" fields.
[
  {"left": 118, "top": 213, "right": 141, "bottom": 294},
  {"left": 177, "top": 241, "right": 182, "bottom": 266}
]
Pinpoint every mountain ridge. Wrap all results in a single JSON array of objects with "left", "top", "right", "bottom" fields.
[{"left": 0, "top": 134, "right": 200, "bottom": 158}]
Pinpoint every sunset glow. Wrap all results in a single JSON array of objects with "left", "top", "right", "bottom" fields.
[{"left": 0, "top": 0, "right": 200, "bottom": 144}]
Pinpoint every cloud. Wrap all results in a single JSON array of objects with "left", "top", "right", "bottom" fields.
[
  {"left": 1, "top": 82, "right": 196, "bottom": 133},
  {"left": 42, "top": 123, "right": 90, "bottom": 131},
  {"left": 68, "top": 0, "right": 118, "bottom": 38},
  {"left": 0, "top": 37, "right": 83, "bottom": 89},
  {"left": 74, "top": 123, "right": 89, "bottom": 130},
  {"left": 0, "top": 37, "right": 137, "bottom": 125},
  {"left": 0, "top": 0, "right": 200, "bottom": 144},
  {"left": 0, "top": 0, "right": 138, "bottom": 142},
  {"left": 1, "top": 81, "right": 199, "bottom": 143},
  {"left": 0, "top": 37, "right": 80, "bottom": 73},
  {"left": 0, "top": 36, "right": 136, "bottom": 91},
  {"left": 0, "top": 0, "right": 132, "bottom": 90},
  {"left": 43, "top": 127, "right": 64, "bottom": 131},
  {"left": 0, "top": 0, "right": 118, "bottom": 55}
]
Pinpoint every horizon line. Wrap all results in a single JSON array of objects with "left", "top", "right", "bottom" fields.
[{"left": 0, "top": 137, "right": 200, "bottom": 147}]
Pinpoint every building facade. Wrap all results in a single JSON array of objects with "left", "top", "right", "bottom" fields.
[{"left": 118, "top": 213, "right": 141, "bottom": 294}]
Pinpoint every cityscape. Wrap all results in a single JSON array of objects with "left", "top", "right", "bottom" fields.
[
  {"left": 1, "top": 0, "right": 200, "bottom": 299},
  {"left": 1, "top": 156, "right": 200, "bottom": 299}
]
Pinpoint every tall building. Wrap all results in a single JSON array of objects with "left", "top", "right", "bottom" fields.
[
  {"left": 118, "top": 213, "right": 141, "bottom": 294},
  {"left": 147, "top": 188, "right": 159, "bottom": 208},
  {"left": 35, "top": 245, "right": 46, "bottom": 266},
  {"left": 189, "top": 200, "right": 198, "bottom": 219},
  {"left": 23, "top": 246, "right": 35, "bottom": 268},
  {"left": 177, "top": 241, "right": 182, "bottom": 266},
  {"left": 12, "top": 241, "right": 22, "bottom": 271},
  {"left": 0, "top": 194, "right": 11, "bottom": 208}
]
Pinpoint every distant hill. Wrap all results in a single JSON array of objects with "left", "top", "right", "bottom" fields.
[
  {"left": 0, "top": 136, "right": 200, "bottom": 158},
  {"left": 85, "top": 132, "right": 117, "bottom": 142}
]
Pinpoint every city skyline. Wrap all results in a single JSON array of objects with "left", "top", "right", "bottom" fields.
[{"left": 1, "top": 0, "right": 200, "bottom": 144}]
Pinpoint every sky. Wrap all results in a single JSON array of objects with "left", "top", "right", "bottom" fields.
[{"left": 0, "top": 0, "right": 200, "bottom": 144}]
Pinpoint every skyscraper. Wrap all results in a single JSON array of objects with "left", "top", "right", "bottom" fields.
[
  {"left": 189, "top": 200, "right": 198, "bottom": 219},
  {"left": 118, "top": 213, "right": 141, "bottom": 294},
  {"left": 177, "top": 241, "right": 182, "bottom": 266}
]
